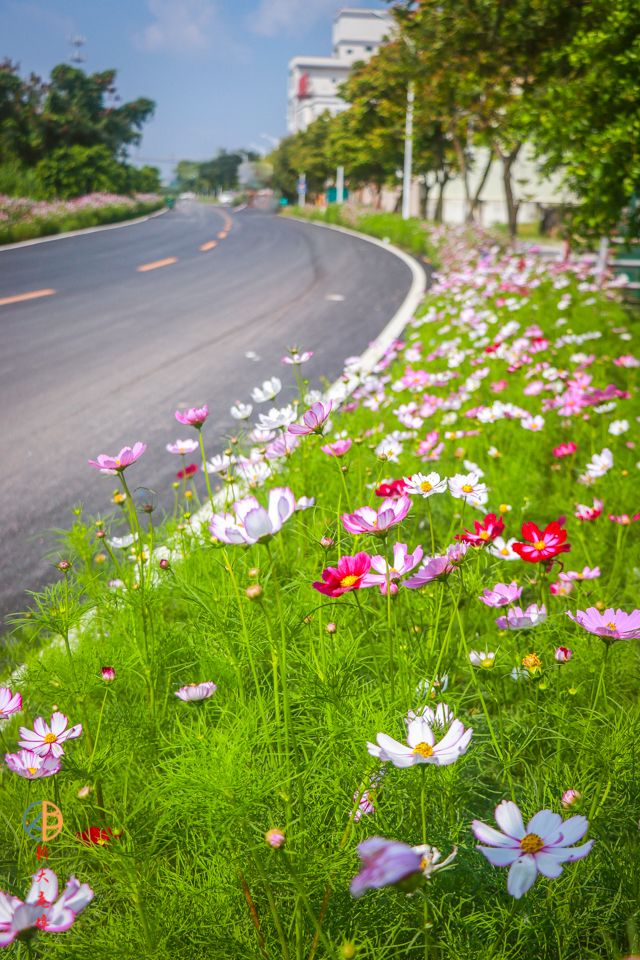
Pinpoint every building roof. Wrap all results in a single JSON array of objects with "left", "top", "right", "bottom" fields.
[
  {"left": 289, "top": 55, "right": 350, "bottom": 69},
  {"left": 333, "top": 7, "right": 392, "bottom": 18}
]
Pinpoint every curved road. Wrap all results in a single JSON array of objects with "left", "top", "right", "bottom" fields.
[{"left": 0, "top": 201, "right": 415, "bottom": 623}]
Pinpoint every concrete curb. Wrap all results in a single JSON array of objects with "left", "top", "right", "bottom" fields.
[{"left": 0, "top": 205, "right": 168, "bottom": 252}]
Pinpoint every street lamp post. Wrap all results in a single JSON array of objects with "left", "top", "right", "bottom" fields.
[{"left": 401, "top": 81, "right": 415, "bottom": 221}]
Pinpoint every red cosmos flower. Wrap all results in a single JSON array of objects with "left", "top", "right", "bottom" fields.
[
  {"left": 375, "top": 478, "right": 411, "bottom": 499},
  {"left": 176, "top": 463, "right": 198, "bottom": 480},
  {"left": 313, "top": 552, "right": 372, "bottom": 597},
  {"left": 76, "top": 827, "right": 114, "bottom": 846},
  {"left": 455, "top": 513, "right": 505, "bottom": 547},
  {"left": 513, "top": 521, "right": 571, "bottom": 563},
  {"left": 553, "top": 442, "right": 577, "bottom": 458}
]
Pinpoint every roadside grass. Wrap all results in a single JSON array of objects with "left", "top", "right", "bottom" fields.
[
  {"left": 0, "top": 196, "right": 165, "bottom": 245},
  {"left": 1, "top": 226, "right": 639, "bottom": 959}
]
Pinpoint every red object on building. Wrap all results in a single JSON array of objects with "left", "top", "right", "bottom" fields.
[{"left": 297, "top": 72, "right": 310, "bottom": 98}]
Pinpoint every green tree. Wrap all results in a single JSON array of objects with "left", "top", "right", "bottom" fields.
[{"left": 35, "top": 145, "right": 128, "bottom": 199}]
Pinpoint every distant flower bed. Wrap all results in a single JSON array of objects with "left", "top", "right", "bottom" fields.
[{"left": 0, "top": 192, "right": 164, "bottom": 244}]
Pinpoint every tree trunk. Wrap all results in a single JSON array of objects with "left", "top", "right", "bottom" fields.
[
  {"left": 450, "top": 130, "right": 471, "bottom": 220},
  {"left": 500, "top": 143, "right": 522, "bottom": 241},
  {"left": 434, "top": 173, "right": 449, "bottom": 223},
  {"left": 468, "top": 149, "right": 494, "bottom": 223}
]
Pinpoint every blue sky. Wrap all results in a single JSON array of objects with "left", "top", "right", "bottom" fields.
[{"left": 2, "top": 0, "right": 387, "bottom": 176}]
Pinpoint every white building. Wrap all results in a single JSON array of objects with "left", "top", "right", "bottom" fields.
[{"left": 287, "top": 8, "right": 392, "bottom": 135}]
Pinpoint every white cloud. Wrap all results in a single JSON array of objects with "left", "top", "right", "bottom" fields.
[
  {"left": 137, "top": 0, "right": 217, "bottom": 54},
  {"left": 249, "top": 0, "right": 347, "bottom": 37}
]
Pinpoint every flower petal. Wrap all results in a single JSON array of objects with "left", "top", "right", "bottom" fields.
[
  {"left": 494, "top": 801, "right": 525, "bottom": 840},
  {"left": 471, "top": 820, "right": 519, "bottom": 848},
  {"left": 477, "top": 845, "right": 521, "bottom": 867},
  {"left": 526, "top": 810, "right": 562, "bottom": 841},
  {"left": 507, "top": 855, "right": 538, "bottom": 899},
  {"left": 554, "top": 815, "right": 589, "bottom": 847}
]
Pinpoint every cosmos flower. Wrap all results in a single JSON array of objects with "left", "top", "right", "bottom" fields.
[
  {"left": 367, "top": 711, "right": 472, "bottom": 768},
  {"left": 18, "top": 712, "right": 82, "bottom": 759},
  {"left": 456, "top": 513, "right": 505, "bottom": 547},
  {"left": 174, "top": 682, "right": 217, "bottom": 702},
  {"left": 101, "top": 667, "right": 116, "bottom": 682},
  {"left": 88, "top": 443, "right": 146, "bottom": 475},
  {"left": 608, "top": 513, "right": 640, "bottom": 525},
  {"left": 282, "top": 349, "right": 313, "bottom": 365},
  {"left": 288, "top": 400, "right": 332, "bottom": 436},
  {"left": 513, "top": 521, "right": 570, "bottom": 563},
  {"left": 448, "top": 472, "right": 489, "bottom": 506},
  {"left": 558, "top": 566, "right": 600, "bottom": 582},
  {"left": 574, "top": 498, "right": 604, "bottom": 521},
  {"left": 321, "top": 438, "right": 352, "bottom": 457},
  {"left": 230, "top": 403, "right": 253, "bottom": 420},
  {"left": 210, "top": 487, "right": 302, "bottom": 545},
  {"left": 472, "top": 800, "right": 593, "bottom": 899},
  {"left": 496, "top": 604, "right": 547, "bottom": 630},
  {"left": 553, "top": 442, "right": 577, "bottom": 458},
  {"left": 374, "top": 478, "right": 411, "bottom": 498},
  {"left": 175, "top": 405, "right": 208, "bottom": 428},
  {"left": 469, "top": 650, "right": 496, "bottom": 669},
  {"left": 361, "top": 543, "right": 424, "bottom": 595},
  {"left": 404, "top": 543, "right": 468, "bottom": 588},
  {"left": 478, "top": 582, "right": 522, "bottom": 607},
  {"left": 76, "top": 827, "right": 115, "bottom": 846},
  {"left": 167, "top": 439, "right": 199, "bottom": 457},
  {"left": 404, "top": 472, "right": 448, "bottom": 498},
  {"left": 5, "top": 750, "right": 61, "bottom": 780},
  {"left": 0, "top": 688, "right": 22, "bottom": 721},
  {"left": 342, "top": 496, "right": 411, "bottom": 535},
  {"left": 0, "top": 868, "right": 94, "bottom": 945},
  {"left": 555, "top": 647, "right": 573, "bottom": 663},
  {"left": 522, "top": 415, "right": 545, "bottom": 432},
  {"left": 176, "top": 463, "right": 198, "bottom": 480},
  {"left": 488, "top": 537, "right": 520, "bottom": 560},
  {"left": 313, "top": 552, "right": 372, "bottom": 597},
  {"left": 257, "top": 405, "right": 298, "bottom": 431},
  {"left": 349, "top": 838, "right": 423, "bottom": 898},
  {"left": 567, "top": 607, "right": 640, "bottom": 641},
  {"left": 251, "top": 378, "right": 282, "bottom": 404}
]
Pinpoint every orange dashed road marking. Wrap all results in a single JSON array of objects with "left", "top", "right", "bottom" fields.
[
  {"left": 0, "top": 288, "right": 56, "bottom": 307},
  {"left": 200, "top": 241, "right": 217, "bottom": 251},
  {"left": 137, "top": 257, "right": 177, "bottom": 272}
]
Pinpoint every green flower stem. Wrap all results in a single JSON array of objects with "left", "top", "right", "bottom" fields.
[{"left": 197, "top": 429, "right": 216, "bottom": 513}]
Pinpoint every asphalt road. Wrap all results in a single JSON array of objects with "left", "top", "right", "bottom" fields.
[{"left": 0, "top": 201, "right": 415, "bottom": 624}]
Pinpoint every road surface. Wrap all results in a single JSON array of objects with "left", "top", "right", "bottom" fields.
[{"left": 0, "top": 202, "right": 416, "bottom": 624}]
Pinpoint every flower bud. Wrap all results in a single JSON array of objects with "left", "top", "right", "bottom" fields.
[
  {"left": 561, "top": 789, "right": 581, "bottom": 808},
  {"left": 320, "top": 536, "right": 334, "bottom": 548},
  {"left": 554, "top": 646, "right": 572, "bottom": 663},
  {"left": 326, "top": 622, "right": 337, "bottom": 634},
  {"left": 265, "top": 828, "right": 285, "bottom": 849},
  {"left": 56, "top": 560, "right": 72, "bottom": 572},
  {"left": 101, "top": 666, "right": 116, "bottom": 682},
  {"left": 159, "top": 558, "right": 170, "bottom": 570},
  {"left": 246, "top": 584, "right": 263, "bottom": 601}
]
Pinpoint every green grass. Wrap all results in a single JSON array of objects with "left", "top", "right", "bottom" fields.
[
  {"left": 1, "top": 227, "right": 639, "bottom": 959},
  {"left": 0, "top": 200, "right": 165, "bottom": 245}
]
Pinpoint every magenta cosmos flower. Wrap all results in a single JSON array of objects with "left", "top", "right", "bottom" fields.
[
  {"left": 0, "top": 868, "right": 94, "bottom": 947},
  {"left": 567, "top": 607, "right": 640, "bottom": 641},
  {"left": 553, "top": 441, "right": 577, "bottom": 458},
  {"left": 478, "top": 582, "right": 522, "bottom": 608},
  {"left": 175, "top": 681, "right": 217, "bottom": 702},
  {"left": 472, "top": 800, "right": 593, "bottom": 899},
  {"left": 559, "top": 566, "right": 600, "bottom": 582},
  {"left": 403, "top": 543, "right": 469, "bottom": 588},
  {"left": 0, "top": 687, "right": 22, "bottom": 720},
  {"left": 367, "top": 711, "right": 472, "bottom": 768},
  {"left": 88, "top": 442, "right": 146, "bottom": 475},
  {"left": 574, "top": 498, "right": 603, "bottom": 521},
  {"left": 175, "top": 405, "right": 208, "bottom": 428},
  {"left": 313, "top": 552, "right": 372, "bottom": 597},
  {"left": 361, "top": 542, "right": 424, "bottom": 595},
  {"left": 18, "top": 712, "right": 82, "bottom": 759},
  {"left": 321, "top": 438, "right": 352, "bottom": 457},
  {"left": 350, "top": 838, "right": 422, "bottom": 898},
  {"left": 288, "top": 400, "right": 332, "bottom": 436},
  {"left": 342, "top": 495, "right": 411, "bottom": 536},
  {"left": 496, "top": 604, "right": 547, "bottom": 630},
  {"left": 5, "top": 749, "right": 61, "bottom": 779}
]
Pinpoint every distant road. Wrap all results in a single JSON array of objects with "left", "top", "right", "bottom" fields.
[{"left": 0, "top": 201, "right": 416, "bottom": 623}]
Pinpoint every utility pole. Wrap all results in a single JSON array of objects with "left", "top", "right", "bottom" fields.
[
  {"left": 336, "top": 165, "right": 345, "bottom": 204},
  {"left": 69, "top": 35, "right": 86, "bottom": 65},
  {"left": 297, "top": 172, "right": 307, "bottom": 207},
  {"left": 402, "top": 81, "right": 415, "bottom": 221}
]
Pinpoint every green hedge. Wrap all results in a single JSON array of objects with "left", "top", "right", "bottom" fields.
[{"left": 0, "top": 200, "right": 166, "bottom": 245}]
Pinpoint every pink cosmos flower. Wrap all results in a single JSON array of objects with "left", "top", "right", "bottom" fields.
[
  {"left": 574, "top": 498, "right": 603, "bottom": 521},
  {"left": 361, "top": 543, "right": 424, "bottom": 595},
  {"left": 350, "top": 837, "right": 422, "bottom": 898},
  {"left": 496, "top": 604, "right": 547, "bottom": 630},
  {"left": 313, "top": 552, "right": 372, "bottom": 597},
  {"left": 553, "top": 442, "right": 577, "bottom": 458},
  {"left": 368, "top": 710, "right": 472, "bottom": 768},
  {"left": 18, "top": 712, "right": 82, "bottom": 759},
  {"left": 88, "top": 442, "right": 146, "bottom": 475},
  {"left": 321, "top": 438, "right": 352, "bottom": 457},
  {"left": 559, "top": 566, "right": 600, "bottom": 582},
  {"left": 550, "top": 580, "right": 573, "bottom": 596},
  {"left": 175, "top": 405, "right": 208, "bottom": 428},
  {"left": 478, "top": 582, "right": 522, "bottom": 608},
  {"left": 608, "top": 513, "right": 640, "bottom": 525},
  {"left": 288, "top": 400, "right": 332, "bottom": 436},
  {"left": 455, "top": 513, "right": 505, "bottom": 547},
  {"left": 555, "top": 647, "right": 573, "bottom": 663},
  {"left": 567, "top": 607, "right": 640, "bottom": 641},
  {"left": 472, "top": 800, "right": 593, "bottom": 899},
  {"left": 0, "top": 868, "right": 94, "bottom": 946},
  {"left": 342, "top": 495, "right": 411, "bottom": 535},
  {"left": 404, "top": 543, "right": 468, "bottom": 588},
  {"left": 210, "top": 487, "right": 302, "bottom": 545},
  {"left": 5, "top": 750, "right": 61, "bottom": 779},
  {"left": 166, "top": 439, "right": 199, "bottom": 455},
  {"left": 0, "top": 687, "right": 22, "bottom": 720},
  {"left": 175, "top": 681, "right": 217, "bottom": 702},
  {"left": 282, "top": 350, "right": 313, "bottom": 365}
]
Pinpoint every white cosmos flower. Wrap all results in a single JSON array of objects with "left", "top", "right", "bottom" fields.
[
  {"left": 367, "top": 713, "right": 472, "bottom": 768},
  {"left": 206, "top": 453, "right": 235, "bottom": 475},
  {"left": 375, "top": 437, "right": 403, "bottom": 462},
  {"left": 584, "top": 447, "right": 613, "bottom": 478},
  {"left": 608, "top": 419, "right": 629, "bottom": 435},
  {"left": 166, "top": 439, "right": 199, "bottom": 455},
  {"left": 404, "top": 472, "right": 448, "bottom": 498},
  {"left": 522, "top": 415, "right": 545, "bottom": 432},
  {"left": 469, "top": 650, "right": 496, "bottom": 669},
  {"left": 251, "top": 378, "right": 282, "bottom": 404},
  {"left": 448, "top": 472, "right": 489, "bottom": 506},
  {"left": 230, "top": 403, "right": 253, "bottom": 420},
  {"left": 488, "top": 537, "right": 520, "bottom": 560},
  {"left": 257, "top": 405, "right": 297, "bottom": 431}
]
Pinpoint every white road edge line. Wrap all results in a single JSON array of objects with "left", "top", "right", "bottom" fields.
[
  {"left": 0, "top": 206, "right": 169, "bottom": 253},
  {"left": 6, "top": 216, "right": 428, "bottom": 677}
]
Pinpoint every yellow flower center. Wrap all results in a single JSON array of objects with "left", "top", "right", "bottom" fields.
[
  {"left": 481, "top": 657, "right": 494, "bottom": 669},
  {"left": 520, "top": 833, "right": 544, "bottom": 854},
  {"left": 479, "top": 530, "right": 490, "bottom": 540},
  {"left": 27, "top": 767, "right": 38, "bottom": 775},
  {"left": 413, "top": 742, "right": 434, "bottom": 758},
  {"left": 501, "top": 548, "right": 509, "bottom": 556},
  {"left": 606, "top": 621, "right": 617, "bottom": 630},
  {"left": 43, "top": 733, "right": 58, "bottom": 744},
  {"left": 461, "top": 484, "right": 473, "bottom": 493},
  {"left": 533, "top": 540, "right": 546, "bottom": 550},
  {"left": 340, "top": 575, "right": 359, "bottom": 588},
  {"left": 420, "top": 481, "right": 433, "bottom": 493}
]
